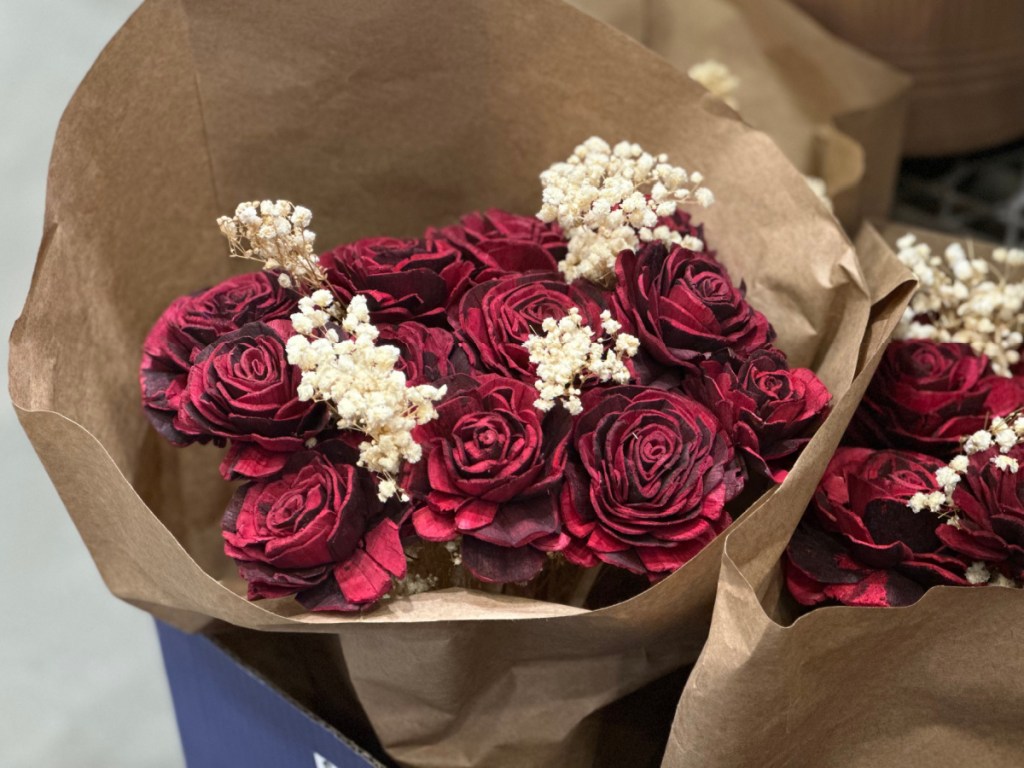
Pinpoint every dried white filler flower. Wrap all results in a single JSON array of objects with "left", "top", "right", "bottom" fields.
[
  {"left": 894, "top": 233, "right": 1024, "bottom": 377},
  {"left": 523, "top": 308, "right": 638, "bottom": 415},
  {"left": 218, "top": 200, "right": 325, "bottom": 292},
  {"left": 286, "top": 294, "right": 447, "bottom": 501},
  {"left": 687, "top": 59, "right": 740, "bottom": 110},
  {"left": 537, "top": 137, "right": 713, "bottom": 287}
]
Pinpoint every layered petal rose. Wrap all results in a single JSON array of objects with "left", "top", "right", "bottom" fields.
[
  {"left": 613, "top": 242, "right": 775, "bottom": 368},
  {"left": 561, "top": 386, "right": 743, "bottom": 579},
  {"left": 404, "top": 374, "right": 571, "bottom": 583},
  {"left": 376, "top": 322, "right": 469, "bottom": 386},
  {"left": 937, "top": 444, "right": 1024, "bottom": 581},
  {"left": 428, "top": 209, "right": 564, "bottom": 283},
  {"left": 174, "top": 320, "right": 330, "bottom": 478},
  {"left": 845, "top": 341, "right": 995, "bottom": 456},
  {"left": 322, "top": 236, "right": 465, "bottom": 326},
  {"left": 785, "top": 448, "right": 971, "bottom": 608},
  {"left": 685, "top": 348, "right": 831, "bottom": 482},
  {"left": 222, "top": 444, "right": 405, "bottom": 611},
  {"left": 140, "top": 271, "right": 298, "bottom": 444},
  {"left": 451, "top": 272, "right": 608, "bottom": 381}
]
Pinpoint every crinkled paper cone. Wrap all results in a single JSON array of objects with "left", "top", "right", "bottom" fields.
[
  {"left": 661, "top": 225, "right": 1024, "bottom": 768},
  {"left": 9, "top": 1, "right": 908, "bottom": 765},
  {"left": 569, "top": 0, "right": 911, "bottom": 233}
]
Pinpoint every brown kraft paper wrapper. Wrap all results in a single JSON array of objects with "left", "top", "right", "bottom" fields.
[
  {"left": 569, "top": 0, "right": 911, "bottom": 233},
  {"left": 661, "top": 224, "right": 1024, "bottom": 768},
  {"left": 8, "top": 1, "right": 909, "bottom": 766}
]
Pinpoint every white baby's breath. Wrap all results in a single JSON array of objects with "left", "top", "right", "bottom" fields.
[
  {"left": 538, "top": 137, "right": 713, "bottom": 287},
  {"left": 523, "top": 308, "right": 637, "bottom": 415},
  {"left": 894, "top": 233, "right": 1024, "bottom": 377}
]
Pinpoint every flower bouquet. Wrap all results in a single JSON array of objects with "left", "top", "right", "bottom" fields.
[
  {"left": 665, "top": 226, "right": 1024, "bottom": 768},
  {"left": 9, "top": 1, "right": 910, "bottom": 765}
]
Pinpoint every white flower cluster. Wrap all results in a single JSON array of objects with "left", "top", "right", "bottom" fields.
[
  {"left": 687, "top": 59, "right": 740, "bottom": 110},
  {"left": 964, "top": 561, "right": 1018, "bottom": 587},
  {"left": 217, "top": 200, "right": 324, "bottom": 292},
  {"left": 286, "top": 293, "right": 447, "bottom": 501},
  {"left": 908, "top": 413, "right": 1024, "bottom": 521},
  {"left": 523, "top": 308, "right": 639, "bottom": 415},
  {"left": 894, "top": 233, "right": 1024, "bottom": 376},
  {"left": 537, "top": 137, "right": 713, "bottom": 287}
]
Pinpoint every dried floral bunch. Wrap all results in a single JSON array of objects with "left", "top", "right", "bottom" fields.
[
  {"left": 141, "top": 139, "right": 832, "bottom": 612},
  {"left": 895, "top": 233, "right": 1024, "bottom": 376},
  {"left": 537, "top": 137, "right": 713, "bottom": 287},
  {"left": 687, "top": 59, "right": 740, "bottom": 110},
  {"left": 785, "top": 232, "right": 1024, "bottom": 609}
]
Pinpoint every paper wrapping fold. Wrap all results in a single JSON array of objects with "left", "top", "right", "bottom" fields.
[
  {"left": 569, "top": 0, "right": 910, "bottom": 233},
  {"left": 663, "top": 224, "right": 1024, "bottom": 768},
  {"left": 9, "top": 1, "right": 908, "bottom": 765}
]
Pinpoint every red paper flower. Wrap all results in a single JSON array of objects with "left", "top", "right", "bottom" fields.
[
  {"left": 404, "top": 374, "right": 571, "bottom": 583},
  {"left": 844, "top": 341, "right": 996, "bottom": 456},
  {"left": 685, "top": 348, "right": 831, "bottom": 481},
  {"left": 613, "top": 242, "right": 775, "bottom": 368},
  {"left": 561, "top": 386, "right": 743, "bottom": 578},
  {"left": 429, "top": 209, "right": 564, "bottom": 279},
  {"left": 785, "top": 448, "right": 971, "bottom": 608},
  {"left": 174, "top": 320, "right": 329, "bottom": 478},
  {"left": 451, "top": 272, "right": 608, "bottom": 382},
  {"left": 322, "top": 236, "right": 463, "bottom": 326},
  {"left": 376, "top": 322, "right": 469, "bottom": 386},
  {"left": 223, "top": 444, "right": 405, "bottom": 611},
  {"left": 139, "top": 272, "right": 297, "bottom": 444}
]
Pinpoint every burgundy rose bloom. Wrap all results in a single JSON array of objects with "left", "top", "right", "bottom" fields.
[
  {"left": 452, "top": 272, "right": 608, "bottom": 382},
  {"left": 561, "top": 386, "right": 743, "bottom": 579},
  {"left": 405, "top": 374, "right": 571, "bottom": 583},
  {"left": 428, "top": 209, "right": 564, "bottom": 284},
  {"left": 685, "top": 348, "right": 831, "bottom": 482},
  {"left": 223, "top": 445, "right": 405, "bottom": 611},
  {"left": 936, "top": 444, "right": 1024, "bottom": 581},
  {"left": 614, "top": 242, "right": 775, "bottom": 368},
  {"left": 845, "top": 341, "right": 995, "bottom": 456},
  {"left": 322, "top": 236, "right": 462, "bottom": 326},
  {"left": 785, "top": 448, "right": 971, "bottom": 608},
  {"left": 376, "top": 322, "right": 469, "bottom": 385},
  {"left": 140, "top": 272, "right": 298, "bottom": 444},
  {"left": 174, "top": 320, "right": 329, "bottom": 478}
]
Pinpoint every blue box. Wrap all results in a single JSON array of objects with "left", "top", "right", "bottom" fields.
[{"left": 157, "top": 621, "right": 390, "bottom": 768}]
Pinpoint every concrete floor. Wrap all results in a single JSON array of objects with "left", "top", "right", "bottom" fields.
[{"left": 1, "top": 2, "right": 185, "bottom": 765}]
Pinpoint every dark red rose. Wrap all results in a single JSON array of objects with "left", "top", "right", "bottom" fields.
[
  {"left": 451, "top": 272, "right": 608, "bottom": 382},
  {"left": 405, "top": 374, "right": 571, "bottom": 583},
  {"left": 376, "top": 322, "right": 470, "bottom": 386},
  {"left": 429, "top": 209, "right": 564, "bottom": 280},
  {"left": 322, "top": 236, "right": 464, "bottom": 326},
  {"left": 174, "top": 320, "right": 329, "bottom": 477},
  {"left": 936, "top": 444, "right": 1024, "bottom": 582},
  {"left": 614, "top": 242, "right": 775, "bottom": 367},
  {"left": 561, "top": 386, "right": 743, "bottom": 578},
  {"left": 845, "top": 341, "right": 995, "bottom": 456},
  {"left": 685, "top": 348, "right": 831, "bottom": 482},
  {"left": 223, "top": 445, "right": 405, "bottom": 611},
  {"left": 785, "top": 447, "right": 971, "bottom": 608},
  {"left": 140, "top": 272, "right": 298, "bottom": 444}
]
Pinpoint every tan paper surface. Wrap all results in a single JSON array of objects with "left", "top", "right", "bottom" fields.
[
  {"left": 569, "top": 0, "right": 910, "bottom": 232},
  {"left": 792, "top": 0, "right": 1024, "bottom": 156},
  {"left": 663, "top": 224, "right": 1024, "bottom": 768},
  {"left": 9, "top": 1, "right": 908, "bottom": 765}
]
